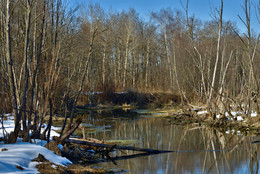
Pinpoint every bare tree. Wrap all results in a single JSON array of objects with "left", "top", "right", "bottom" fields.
[{"left": 208, "top": 0, "right": 223, "bottom": 102}]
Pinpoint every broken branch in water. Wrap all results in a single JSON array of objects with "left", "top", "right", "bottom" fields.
[{"left": 64, "top": 138, "right": 173, "bottom": 154}]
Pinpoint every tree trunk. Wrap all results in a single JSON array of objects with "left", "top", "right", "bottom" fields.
[
  {"left": 123, "top": 32, "right": 130, "bottom": 89},
  {"left": 21, "top": 0, "right": 32, "bottom": 140},
  {"left": 208, "top": 0, "right": 223, "bottom": 102},
  {"left": 6, "top": 0, "right": 20, "bottom": 143}
]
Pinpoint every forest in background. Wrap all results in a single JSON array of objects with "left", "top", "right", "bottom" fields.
[{"left": 1, "top": 0, "right": 260, "bottom": 143}]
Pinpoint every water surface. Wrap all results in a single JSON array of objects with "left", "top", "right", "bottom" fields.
[{"left": 81, "top": 109, "right": 260, "bottom": 174}]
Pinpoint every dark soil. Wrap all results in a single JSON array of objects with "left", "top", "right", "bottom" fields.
[
  {"left": 16, "top": 165, "right": 24, "bottom": 170},
  {"left": 45, "top": 141, "right": 61, "bottom": 156}
]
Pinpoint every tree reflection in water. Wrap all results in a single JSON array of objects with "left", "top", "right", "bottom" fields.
[{"left": 82, "top": 111, "right": 260, "bottom": 173}]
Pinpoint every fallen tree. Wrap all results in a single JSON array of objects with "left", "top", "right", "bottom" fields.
[{"left": 64, "top": 138, "right": 173, "bottom": 154}]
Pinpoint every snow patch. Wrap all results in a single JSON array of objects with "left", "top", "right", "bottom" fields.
[
  {"left": 0, "top": 142, "right": 71, "bottom": 174},
  {"left": 197, "top": 110, "right": 208, "bottom": 115},
  {"left": 57, "top": 144, "right": 63, "bottom": 150},
  {"left": 225, "top": 130, "right": 241, "bottom": 135},
  {"left": 197, "top": 109, "right": 258, "bottom": 122},
  {"left": 236, "top": 116, "right": 243, "bottom": 121}
]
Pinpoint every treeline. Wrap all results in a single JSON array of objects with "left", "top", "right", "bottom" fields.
[{"left": 0, "top": 0, "right": 260, "bottom": 142}]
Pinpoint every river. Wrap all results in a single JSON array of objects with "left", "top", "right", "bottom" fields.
[{"left": 79, "top": 109, "right": 260, "bottom": 174}]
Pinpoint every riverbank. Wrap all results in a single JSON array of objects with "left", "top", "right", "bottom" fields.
[
  {"left": 135, "top": 106, "right": 260, "bottom": 136},
  {"left": 77, "top": 90, "right": 181, "bottom": 108},
  {"left": 0, "top": 115, "right": 126, "bottom": 173}
]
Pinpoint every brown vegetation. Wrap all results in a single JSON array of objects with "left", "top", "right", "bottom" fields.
[{"left": 78, "top": 90, "right": 181, "bottom": 108}]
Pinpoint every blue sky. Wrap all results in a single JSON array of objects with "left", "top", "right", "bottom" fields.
[{"left": 73, "top": 0, "right": 259, "bottom": 34}]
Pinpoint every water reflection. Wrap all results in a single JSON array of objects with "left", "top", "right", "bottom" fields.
[{"left": 81, "top": 110, "right": 260, "bottom": 174}]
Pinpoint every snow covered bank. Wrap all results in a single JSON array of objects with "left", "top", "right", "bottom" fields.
[
  {"left": 0, "top": 115, "right": 72, "bottom": 174},
  {"left": 0, "top": 142, "right": 71, "bottom": 173}
]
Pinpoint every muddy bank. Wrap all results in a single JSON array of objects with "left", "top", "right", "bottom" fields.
[
  {"left": 167, "top": 109, "right": 260, "bottom": 136},
  {"left": 34, "top": 153, "right": 125, "bottom": 174}
]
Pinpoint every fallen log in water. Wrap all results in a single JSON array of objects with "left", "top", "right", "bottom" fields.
[
  {"left": 89, "top": 152, "right": 164, "bottom": 165},
  {"left": 64, "top": 138, "right": 173, "bottom": 154}
]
